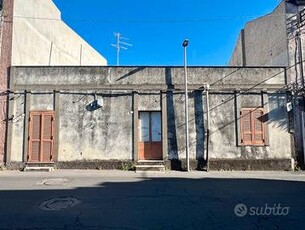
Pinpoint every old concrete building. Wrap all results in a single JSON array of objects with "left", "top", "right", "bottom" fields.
[
  {"left": 0, "top": 0, "right": 107, "bottom": 166},
  {"left": 229, "top": 0, "right": 305, "bottom": 67},
  {"left": 0, "top": 1, "right": 296, "bottom": 171},
  {"left": 5, "top": 66, "right": 293, "bottom": 171},
  {"left": 230, "top": 0, "right": 305, "bottom": 168}
]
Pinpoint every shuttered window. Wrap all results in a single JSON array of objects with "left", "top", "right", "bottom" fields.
[
  {"left": 240, "top": 108, "right": 265, "bottom": 146},
  {"left": 28, "top": 111, "right": 55, "bottom": 162}
]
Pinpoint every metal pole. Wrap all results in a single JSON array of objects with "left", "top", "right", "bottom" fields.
[
  {"left": 205, "top": 84, "right": 210, "bottom": 172},
  {"left": 183, "top": 39, "right": 190, "bottom": 172},
  {"left": 117, "top": 33, "right": 120, "bottom": 66}
]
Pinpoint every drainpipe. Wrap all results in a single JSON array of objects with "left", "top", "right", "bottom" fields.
[
  {"left": 205, "top": 84, "right": 210, "bottom": 172},
  {"left": 296, "top": 32, "right": 304, "bottom": 88},
  {"left": 302, "top": 112, "right": 305, "bottom": 167}
]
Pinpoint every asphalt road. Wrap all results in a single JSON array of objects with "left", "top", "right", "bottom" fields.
[{"left": 0, "top": 170, "right": 305, "bottom": 230}]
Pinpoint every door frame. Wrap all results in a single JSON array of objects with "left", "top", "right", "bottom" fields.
[{"left": 132, "top": 92, "right": 168, "bottom": 162}]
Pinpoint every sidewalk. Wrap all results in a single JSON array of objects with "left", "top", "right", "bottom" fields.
[{"left": 1, "top": 169, "right": 305, "bottom": 180}]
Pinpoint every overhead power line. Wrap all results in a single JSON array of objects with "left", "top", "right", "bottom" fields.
[{"left": 8, "top": 13, "right": 288, "bottom": 24}]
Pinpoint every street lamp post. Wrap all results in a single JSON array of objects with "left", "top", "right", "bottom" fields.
[{"left": 182, "top": 39, "right": 190, "bottom": 172}]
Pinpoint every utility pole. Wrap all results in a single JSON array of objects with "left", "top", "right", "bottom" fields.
[
  {"left": 111, "top": 33, "right": 132, "bottom": 66},
  {"left": 295, "top": 9, "right": 305, "bottom": 168}
]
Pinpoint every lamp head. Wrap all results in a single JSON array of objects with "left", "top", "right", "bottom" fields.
[{"left": 182, "top": 39, "right": 189, "bottom": 47}]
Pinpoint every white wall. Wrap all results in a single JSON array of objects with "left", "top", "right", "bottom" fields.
[{"left": 11, "top": 0, "right": 107, "bottom": 66}]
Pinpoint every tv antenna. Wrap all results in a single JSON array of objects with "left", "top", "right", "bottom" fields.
[{"left": 111, "top": 32, "right": 132, "bottom": 66}]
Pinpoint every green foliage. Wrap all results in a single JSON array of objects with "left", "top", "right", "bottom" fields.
[{"left": 121, "top": 162, "right": 135, "bottom": 171}]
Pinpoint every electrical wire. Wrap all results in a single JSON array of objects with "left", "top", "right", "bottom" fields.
[{"left": 7, "top": 13, "right": 287, "bottom": 24}]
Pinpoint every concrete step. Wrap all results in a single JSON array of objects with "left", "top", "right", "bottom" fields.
[
  {"left": 137, "top": 160, "right": 165, "bottom": 166},
  {"left": 135, "top": 165, "right": 165, "bottom": 172},
  {"left": 23, "top": 166, "right": 54, "bottom": 172}
]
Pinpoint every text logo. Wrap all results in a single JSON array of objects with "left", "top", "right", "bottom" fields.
[{"left": 234, "top": 203, "right": 290, "bottom": 217}]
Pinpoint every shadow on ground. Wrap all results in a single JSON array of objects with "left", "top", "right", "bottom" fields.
[{"left": 0, "top": 177, "right": 305, "bottom": 230}]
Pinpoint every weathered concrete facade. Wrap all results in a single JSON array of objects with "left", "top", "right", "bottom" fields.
[
  {"left": 229, "top": 1, "right": 289, "bottom": 67},
  {"left": 6, "top": 66, "right": 293, "bottom": 170},
  {"left": 229, "top": 0, "right": 305, "bottom": 168},
  {"left": 0, "top": 0, "right": 107, "bottom": 166}
]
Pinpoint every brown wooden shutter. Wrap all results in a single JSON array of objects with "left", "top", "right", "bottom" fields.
[
  {"left": 29, "top": 113, "right": 41, "bottom": 162},
  {"left": 28, "top": 112, "right": 54, "bottom": 162},
  {"left": 253, "top": 109, "right": 265, "bottom": 145},
  {"left": 241, "top": 110, "right": 252, "bottom": 145},
  {"left": 240, "top": 108, "right": 265, "bottom": 146},
  {"left": 41, "top": 113, "right": 54, "bottom": 162}
]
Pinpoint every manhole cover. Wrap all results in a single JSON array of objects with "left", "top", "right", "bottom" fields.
[
  {"left": 39, "top": 196, "right": 81, "bottom": 211},
  {"left": 38, "top": 178, "right": 72, "bottom": 186}
]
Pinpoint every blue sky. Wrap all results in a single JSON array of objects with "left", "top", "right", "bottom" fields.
[{"left": 53, "top": 0, "right": 282, "bottom": 66}]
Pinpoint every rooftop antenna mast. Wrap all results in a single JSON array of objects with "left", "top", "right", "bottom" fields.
[{"left": 111, "top": 32, "right": 132, "bottom": 66}]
